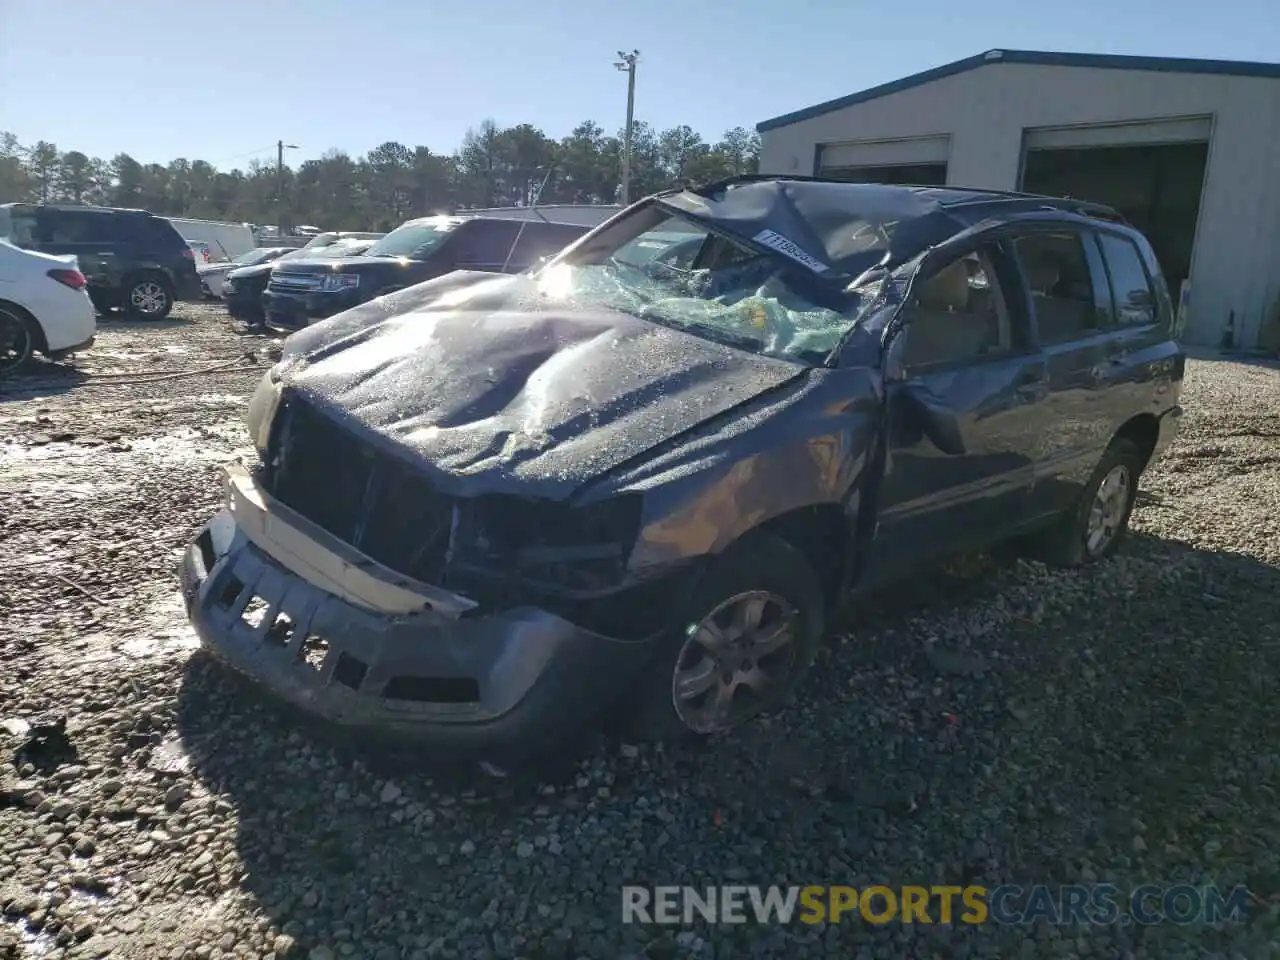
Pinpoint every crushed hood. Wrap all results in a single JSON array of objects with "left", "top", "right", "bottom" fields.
[{"left": 277, "top": 274, "right": 810, "bottom": 500}]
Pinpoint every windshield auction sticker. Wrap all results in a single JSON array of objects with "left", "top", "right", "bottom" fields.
[{"left": 751, "top": 229, "right": 829, "bottom": 274}]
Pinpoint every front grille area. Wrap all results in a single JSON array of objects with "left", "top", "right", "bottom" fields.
[
  {"left": 264, "top": 392, "right": 457, "bottom": 583},
  {"left": 268, "top": 271, "right": 321, "bottom": 293}
]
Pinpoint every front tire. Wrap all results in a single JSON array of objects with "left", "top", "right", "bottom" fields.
[
  {"left": 0, "top": 305, "right": 36, "bottom": 377},
  {"left": 1028, "top": 438, "right": 1144, "bottom": 567},
  {"left": 125, "top": 276, "right": 174, "bottom": 320},
  {"left": 626, "top": 533, "right": 825, "bottom": 742}
]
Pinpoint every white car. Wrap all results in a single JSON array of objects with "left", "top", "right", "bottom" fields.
[{"left": 0, "top": 238, "right": 96, "bottom": 376}]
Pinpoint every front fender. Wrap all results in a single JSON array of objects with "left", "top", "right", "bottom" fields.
[{"left": 614, "top": 365, "right": 884, "bottom": 571}]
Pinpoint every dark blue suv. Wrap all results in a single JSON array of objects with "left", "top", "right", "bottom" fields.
[{"left": 179, "top": 176, "right": 1184, "bottom": 771}]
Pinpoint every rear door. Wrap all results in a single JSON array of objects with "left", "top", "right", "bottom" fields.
[
  {"left": 870, "top": 240, "right": 1047, "bottom": 578},
  {"left": 1007, "top": 226, "right": 1126, "bottom": 520},
  {"left": 33, "top": 209, "right": 127, "bottom": 291}
]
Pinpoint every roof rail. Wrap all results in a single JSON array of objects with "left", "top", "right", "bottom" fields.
[
  {"left": 687, "top": 174, "right": 1128, "bottom": 224},
  {"left": 689, "top": 173, "right": 852, "bottom": 196}
]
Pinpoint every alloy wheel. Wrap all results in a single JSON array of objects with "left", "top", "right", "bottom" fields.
[
  {"left": 0, "top": 310, "right": 33, "bottom": 377},
  {"left": 671, "top": 590, "right": 799, "bottom": 734},
  {"left": 130, "top": 281, "right": 169, "bottom": 317},
  {"left": 1086, "top": 464, "right": 1131, "bottom": 557}
]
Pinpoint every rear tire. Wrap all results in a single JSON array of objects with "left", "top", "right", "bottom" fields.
[
  {"left": 1026, "top": 438, "right": 1144, "bottom": 567},
  {"left": 125, "top": 275, "right": 174, "bottom": 320},
  {"left": 625, "top": 533, "right": 825, "bottom": 742},
  {"left": 0, "top": 305, "right": 36, "bottom": 377}
]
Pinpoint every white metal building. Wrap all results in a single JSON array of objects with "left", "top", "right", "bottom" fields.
[{"left": 757, "top": 49, "right": 1280, "bottom": 349}]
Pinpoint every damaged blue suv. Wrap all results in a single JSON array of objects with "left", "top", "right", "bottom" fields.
[{"left": 180, "top": 175, "right": 1185, "bottom": 768}]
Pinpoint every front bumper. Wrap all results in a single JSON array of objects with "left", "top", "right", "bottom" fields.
[
  {"left": 263, "top": 289, "right": 361, "bottom": 332},
  {"left": 225, "top": 291, "right": 265, "bottom": 324},
  {"left": 1149, "top": 404, "right": 1183, "bottom": 465},
  {"left": 46, "top": 334, "right": 95, "bottom": 360},
  {"left": 180, "top": 466, "right": 655, "bottom": 754}
]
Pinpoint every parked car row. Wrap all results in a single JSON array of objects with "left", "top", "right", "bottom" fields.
[
  {"left": 1, "top": 202, "right": 202, "bottom": 322},
  {"left": 224, "top": 237, "right": 379, "bottom": 326},
  {"left": 217, "top": 216, "right": 591, "bottom": 332}
]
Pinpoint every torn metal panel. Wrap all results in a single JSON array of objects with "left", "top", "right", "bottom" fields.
[{"left": 659, "top": 180, "right": 972, "bottom": 285}]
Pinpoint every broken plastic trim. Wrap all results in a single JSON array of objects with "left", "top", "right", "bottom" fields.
[{"left": 222, "top": 461, "right": 478, "bottom": 618}]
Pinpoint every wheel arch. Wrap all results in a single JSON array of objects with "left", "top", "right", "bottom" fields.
[
  {"left": 0, "top": 297, "right": 49, "bottom": 353},
  {"left": 124, "top": 267, "right": 174, "bottom": 288},
  {"left": 730, "top": 502, "right": 855, "bottom": 613},
  {"left": 1112, "top": 413, "right": 1160, "bottom": 473}
]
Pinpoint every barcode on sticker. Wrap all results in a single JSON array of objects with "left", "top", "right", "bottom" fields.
[{"left": 752, "top": 229, "right": 828, "bottom": 273}]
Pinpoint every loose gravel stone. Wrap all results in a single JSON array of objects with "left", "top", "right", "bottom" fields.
[{"left": 2, "top": 315, "right": 1279, "bottom": 957}]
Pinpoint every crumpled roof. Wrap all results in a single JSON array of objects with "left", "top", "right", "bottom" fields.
[{"left": 658, "top": 180, "right": 974, "bottom": 286}]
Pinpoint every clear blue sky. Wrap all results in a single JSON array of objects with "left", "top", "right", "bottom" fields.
[{"left": 1, "top": 0, "right": 1276, "bottom": 170}]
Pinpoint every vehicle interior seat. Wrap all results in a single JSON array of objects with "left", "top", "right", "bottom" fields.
[
  {"left": 1024, "top": 262, "right": 1093, "bottom": 342},
  {"left": 906, "top": 258, "right": 998, "bottom": 366}
]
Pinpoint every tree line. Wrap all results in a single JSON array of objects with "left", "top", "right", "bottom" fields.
[{"left": 0, "top": 120, "right": 761, "bottom": 232}]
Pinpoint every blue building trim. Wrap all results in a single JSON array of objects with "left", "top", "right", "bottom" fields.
[{"left": 757, "top": 49, "right": 1280, "bottom": 133}]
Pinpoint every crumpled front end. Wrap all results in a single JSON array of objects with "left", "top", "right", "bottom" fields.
[{"left": 180, "top": 462, "right": 659, "bottom": 754}]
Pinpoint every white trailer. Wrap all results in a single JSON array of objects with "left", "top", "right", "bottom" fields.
[{"left": 164, "top": 218, "right": 256, "bottom": 261}]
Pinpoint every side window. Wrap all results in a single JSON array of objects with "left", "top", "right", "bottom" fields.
[
  {"left": 1097, "top": 232, "right": 1157, "bottom": 327},
  {"left": 54, "top": 211, "right": 126, "bottom": 243},
  {"left": 141, "top": 217, "right": 187, "bottom": 251},
  {"left": 1011, "top": 232, "right": 1098, "bottom": 345},
  {"left": 903, "top": 248, "right": 1012, "bottom": 369},
  {"left": 507, "top": 224, "right": 584, "bottom": 271},
  {"left": 447, "top": 220, "right": 522, "bottom": 270}
]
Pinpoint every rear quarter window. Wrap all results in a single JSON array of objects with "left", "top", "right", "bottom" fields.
[
  {"left": 1097, "top": 231, "right": 1158, "bottom": 327},
  {"left": 139, "top": 216, "right": 190, "bottom": 250}
]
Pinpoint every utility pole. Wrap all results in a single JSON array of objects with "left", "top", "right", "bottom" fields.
[
  {"left": 614, "top": 50, "right": 639, "bottom": 206},
  {"left": 277, "top": 140, "right": 298, "bottom": 231}
]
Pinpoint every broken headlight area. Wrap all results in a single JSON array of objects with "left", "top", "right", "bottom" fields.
[
  {"left": 256, "top": 390, "right": 645, "bottom": 600},
  {"left": 447, "top": 492, "right": 645, "bottom": 595},
  {"left": 246, "top": 366, "right": 285, "bottom": 452}
]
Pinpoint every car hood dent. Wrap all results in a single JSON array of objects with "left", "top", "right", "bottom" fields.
[{"left": 278, "top": 282, "right": 810, "bottom": 501}]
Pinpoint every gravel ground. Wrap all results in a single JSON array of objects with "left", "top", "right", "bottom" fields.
[{"left": 2, "top": 306, "right": 1279, "bottom": 959}]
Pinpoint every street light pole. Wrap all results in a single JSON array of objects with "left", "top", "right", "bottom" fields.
[
  {"left": 614, "top": 50, "right": 639, "bottom": 206},
  {"left": 277, "top": 140, "right": 298, "bottom": 231}
]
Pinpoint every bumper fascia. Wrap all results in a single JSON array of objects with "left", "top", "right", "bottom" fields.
[
  {"left": 180, "top": 493, "right": 656, "bottom": 755},
  {"left": 225, "top": 292, "right": 265, "bottom": 324},
  {"left": 263, "top": 289, "right": 361, "bottom": 331},
  {"left": 174, "top": 272, "right": 204, "bottom": 302},
  {"left": 1149, "top": 404, "right": 1183, "bottom": 465},
  {"left": 46, "top": 334, "right": 95, "bottom": 360}
]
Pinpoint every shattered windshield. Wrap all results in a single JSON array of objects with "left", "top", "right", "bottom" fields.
[{"left": 534, "top": 205, "right": 859, "bottom": 364}]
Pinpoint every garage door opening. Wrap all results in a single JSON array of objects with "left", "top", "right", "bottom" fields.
[
  {"left": 1020, "top": 141, "right": 1208, "bottom": 293},
  {"left": 820, "top": 162, "right": 948, "bottom": 186}
]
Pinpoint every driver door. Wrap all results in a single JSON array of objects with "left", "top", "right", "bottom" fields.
[{"left": 867, "top": 242, "right": 1048, "bottom": 581}]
